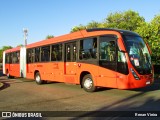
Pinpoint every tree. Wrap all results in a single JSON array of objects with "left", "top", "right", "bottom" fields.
[
  {"left": 86, "top": 21, "right": 104, "bottom": 29},
  {"left": 17, "top": 44, "right": 23, "bottom": 47},
  {"left": 70, "top": 10, "right": 160, "bottom": 65},
  {"left": 104, "top": 10, "right": 145, "bottom": 31},
  {"left": 46, "top": 35, "right": 54, "bottom": 39},
  {"left": 71, "top": 24, "right": 86, "bottom": 33},
  {"left": 149, "top": 15, "right": 160, "bottom": 64},
  {"left": 70, "top": 21, "right": 105, "bottom": 32},
  {"left": 0, "top": 46, "right": 12, "bottom": 63}
]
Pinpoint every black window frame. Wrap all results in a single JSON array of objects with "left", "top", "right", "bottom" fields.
[
  {"left": 79, "top": 37, "right": 98, "bottom": 61},
  {"left": 65, "top": 41, "right": 77, "bottom": 62},
  {"left": 27, "top": 48, "right": 35, "bottom": 63},
  {"left": 51, "top": 43, "right": 63, "bottom": 61},
  {"left": 41, "top": 45, "right": 50, "bottom": 62},
  {"left": 8, "top": 51, "right": 20, "bottom": 64},
  {"left": 35, "top": 47, "right": 41, "bottom": 62},
  {"left": 5, "top": 53, "right": 10, "bottom": 63}
]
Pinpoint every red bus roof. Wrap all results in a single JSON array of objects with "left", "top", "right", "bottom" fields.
[
  {"left": 5, "top": 28, "right": 137, "bottom": 51},
  {"left": 26, "top": 29, "right": 122, "bottom": 49},
  {"left": 4, "top": 46, "right": 20, "bottom": 53}
]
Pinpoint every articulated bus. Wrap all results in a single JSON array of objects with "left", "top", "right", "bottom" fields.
[{"left": 3, "top": 28, "right": 154, "bottom": 92}]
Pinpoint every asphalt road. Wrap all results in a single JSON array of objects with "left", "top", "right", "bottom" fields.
[{"left": 0, "top": 70, "right": 160, "bottom": 120}]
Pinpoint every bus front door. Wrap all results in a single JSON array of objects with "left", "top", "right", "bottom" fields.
[
  {"left": 64, "top": 42, "right": 77, "bottom": 83},
  {"left": 98, "top": 36, "right": 117, "bottom": 88}
]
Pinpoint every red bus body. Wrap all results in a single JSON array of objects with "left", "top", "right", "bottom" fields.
[
  {"left": 3, "top": 47, "right": 21, "bottom": 78},
  {"left": 3, "top": 29, "right": 154, "bottom": 91}
]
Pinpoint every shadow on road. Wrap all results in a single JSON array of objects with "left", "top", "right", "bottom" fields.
[
  {"left": 0, "top": 82, "right": 10, "bottom": 91},
  {"left": 69, "top": 96, "right": 160, "bottom": 120},
  {"left": 69, "top": 81, "right": 160, "bottom": 120}
]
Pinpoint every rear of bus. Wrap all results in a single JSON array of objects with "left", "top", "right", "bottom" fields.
[{"left": 3, "top": 47, "right": 21, "bottom": 78}]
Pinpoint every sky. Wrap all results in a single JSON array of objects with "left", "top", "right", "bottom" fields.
[{"left": 0, "top": 0, "right": 160, "bottom": 48}]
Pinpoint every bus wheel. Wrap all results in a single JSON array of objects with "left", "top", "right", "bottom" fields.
[
  {"left": 82, "top": 74, "right": 96, "bottom": 92},
  {"left": 7, "top": 73, "right": 11, "bottom": 79},
  {"left": 6, "top": 71, "right": 13, "bottom": 79},
  {"left": 35, "top": 72, "right": 43, "bottom": 85}
]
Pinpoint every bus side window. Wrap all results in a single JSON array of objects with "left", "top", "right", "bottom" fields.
[
  {"left": 51, "top": 44, "right": 62, "bottom": 61},
  {"left": 28, "top": 53, "right": 31, "bottom": 63},
  {"left": 109, "top": 41, "right": 116, "bottom": 61},
  {"left": 12, "top": 52, "right": 18, "bottom": 63},
  {"left": 100, "top": 40, "right": 115, "bottom": 61},
  {"left": 73, "top": 45, "right": 77, "bottom": 61},
  {"left": 35, "top": 47, "right": 40, "bottom": 62},
  {"left": 27, "top": 49, "right": 34, "bottom": 63},
  {"left": 79, "top": 37, "right": 97, "bottom": 60},
  {"left": 41, "top": 46, "right": 50, "bottom": 62},
  {"left": 66, "top": 45, "right": 71, "bottom": 61},
  {"left": 5, "top": 53, "right": 9, "bottom": 63},
  {"left": 51, "top": 46, "right": 57, "bottom": 61}
]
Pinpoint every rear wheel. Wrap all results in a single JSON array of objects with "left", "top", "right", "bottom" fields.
[
  {"left": 82, "top": 74, "right": 96, "bottom": 92},
  {"left": 6, "top": 70, "right": 13, "bottom": 79},
  {"left": 35, "top": 72, "right": 44, "bottom": 84}
]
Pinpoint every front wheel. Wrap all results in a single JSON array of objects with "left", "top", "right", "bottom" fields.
[
  {"left": 35, "top": 72, "right": 44, "bottom": 85},
  {"left": 82, "top": 74, "right": 96, "bottom": 92}
]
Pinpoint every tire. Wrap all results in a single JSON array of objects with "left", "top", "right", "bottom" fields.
[
  {"left": 35, "top": 72, "right": 44, "bottom": 85},
  {"left": 6, "top": 71, "right": 13, "bottom": 79},
  {"left": 82, "top": 74, "right": 96, "bottom": 92}
]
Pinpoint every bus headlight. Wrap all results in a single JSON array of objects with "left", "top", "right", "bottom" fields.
[{"left": 130, "top": 68, "right": 140, "bottom": 80}]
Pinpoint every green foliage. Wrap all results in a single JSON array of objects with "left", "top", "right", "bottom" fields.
[
  {"left": 1, "top": 10, "right": 160, "bottom": 65},
  {"left": 86, "top": 21, "right": 104, "bottom": 29},
  {"left": 149, "top": 15, "right": 160, "bottom": 64},
  {"left": 135, "top": 15, "right": 160, "bottom": 64},
  {"left": 71, "top": 10, "right": 160, "bottom": 65},
  {"left": 46, "top": 35, "right": 54, "bottom": 39},
  {"left": 0, "top": 46, "right": 12, "bottom": 62},
  {"left": 17, "top": 44, "right": 24, "bottom": 47},
  {"left": 71, "top": 10, "right": 145, "bottom": 32},
  {"left": 71, "top": 24, "right": 86, "bottom": 33},
  {"left": 104, "top": 10, "right": 145, "bottom": 31}
]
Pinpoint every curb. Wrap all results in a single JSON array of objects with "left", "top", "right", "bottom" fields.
[{"left": 0, "top": 82, "right": 4, "bottom": 89}]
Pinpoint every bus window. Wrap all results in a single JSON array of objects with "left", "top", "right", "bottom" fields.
[
  {"left": 66, "top": 44, "right": 71, "bottom": 61},
  {"left": 117, "top": 50, "right": 128, "bottom": 74},
  {"left": 65, "top": 42, "right": 77, "bottom": 62},
  {"left": 41, "top": 46, "right": 50, "bottom": 62},
  {"left": 11, "top": 51, "right": 20, "bottom": 63},
  {"left": 16, "top": 52, "right": 20, "bottom": 63},
  {"left": 35, "top": 47, "right": 40, "bottom": 62},
  {"left": 73, "top": 44, "right": 77, "bottom": 61},
  {"left": 79, "top": 38, "right": 97, "bottom": 60},
  {"left": 100, "top": 40, "right": 116, "bottom": 61},
  {"left": 27, "top": 49, "right": 34, "bottom": 63},
  {"left": 5, "top": 53, "right": 10, "bottom": 63},
  {"left": 99, "top": 36, "right": 117, "bottom": 71},
  {"left": 51, "top": 44, "right": 62, "bottom": 61}
]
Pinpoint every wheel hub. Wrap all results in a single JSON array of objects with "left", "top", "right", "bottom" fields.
[
  {"left": 84, "top": 78, "right": 92, "bottom": 89},
  {"left": 36, "top": 75, "right": 40, "bottom": 82}
]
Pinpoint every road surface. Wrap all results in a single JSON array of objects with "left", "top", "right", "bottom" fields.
[{"left": 0, "top": 71, "right": 160, "bottom": 119}]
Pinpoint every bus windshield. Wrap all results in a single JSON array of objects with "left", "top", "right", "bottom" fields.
[{"left": 123, "top": 35, "right": 152, "bottom": 75}]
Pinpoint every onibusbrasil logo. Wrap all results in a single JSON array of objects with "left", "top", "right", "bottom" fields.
[{"left": 2, "top": 112, "right": 42, "bottom": 118}]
